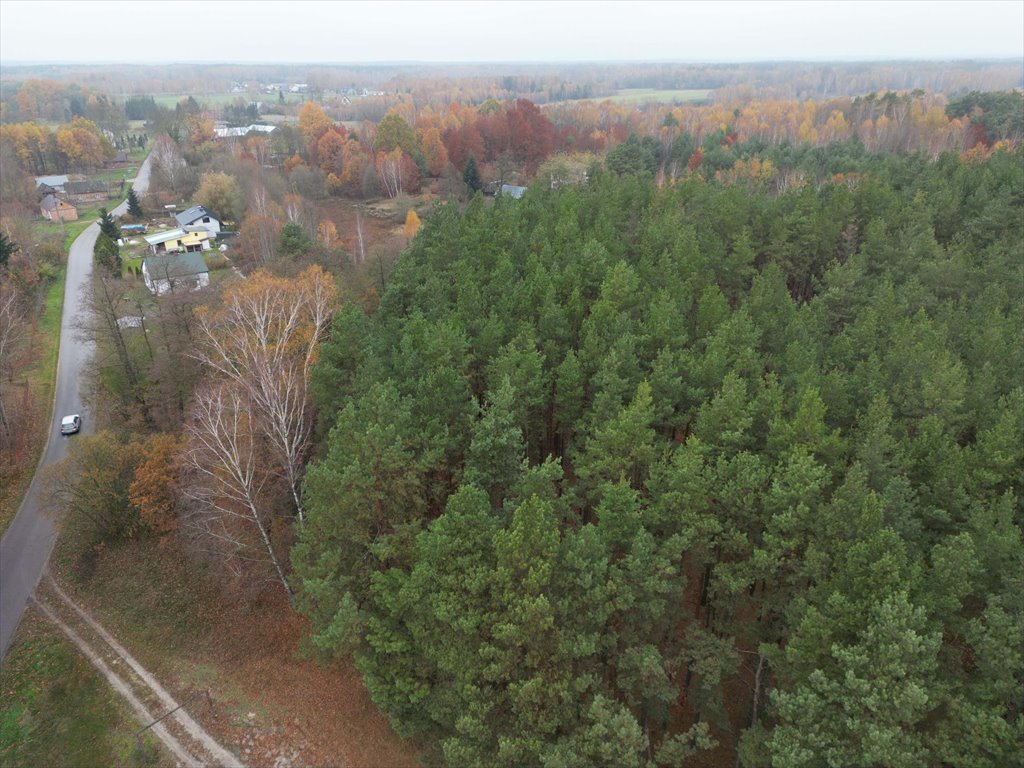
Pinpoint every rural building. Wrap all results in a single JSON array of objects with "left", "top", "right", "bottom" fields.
[
  {"left": 34, "top": 175, "right": 69, "bottom": 193},
  {"left": 64, "top": 180, "right": 110, "bottom": 205},
  {"left": 142, "top": 251, "right": 210, "bottom": 296},
  {"left": 175, "top": 205, "right": 223, "bottom": 233},
  {"left": 40, "top": 194, "right": 78, "bottom": 222},
  {"left": 213, "top": 124, "right": 276, "bottom": 139},
  {"left": 144, "top": 227, "right": 212, "bottom": 255}
]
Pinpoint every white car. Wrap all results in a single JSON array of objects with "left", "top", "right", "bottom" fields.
[{"left": 60, "top": 414, "right": 81, "bottom": 435}]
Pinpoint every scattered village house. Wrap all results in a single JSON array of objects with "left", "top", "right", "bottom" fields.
[
  {"left": 142, "top": 251, "right": 210, "bottom": 296},
  {"left": 143, "top": 227, "right": 212, "bottom": 256},
  {"left": 64, "top": 179, "right": 111, "bottom": 206},
  {"left": 40, "top": 194, "right": 78, "bottom": 222},
  {"left": 174, "top": 205, "right": 223, "bottom": 233}
]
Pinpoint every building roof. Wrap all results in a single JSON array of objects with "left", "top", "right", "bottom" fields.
[
  {"left": 40, "top": 194, "right": 76, "bottom": 212},
  {"left": 214, "top": 124, "right": 276, "bottom": 138},
  {"left": 174, "top": 205, "right": 220, "bottom": 227},
  {"left": 144, "top": 251, "right": 209, "bottom": 279},
  {"left": 499, "top": 184, "right": 528, "bottom": 199},
  {"left": 144, "top": 228, "right": 187, "bottom": 246},
  {"left": 35, "top": 174, "right": 69, "bottom": 188},
  {"left": 65, "top": 180, "right": 108, "bottom": 195},
  {"left": 180, "top": 230, "right": 210, "bottom": 245}
]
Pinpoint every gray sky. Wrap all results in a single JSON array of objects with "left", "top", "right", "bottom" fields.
[{"left": 1, "top": 0, "right": 1022, "bottom": 64}]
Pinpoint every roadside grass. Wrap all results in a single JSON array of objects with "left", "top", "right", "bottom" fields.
[
  {"left": 0, "top": 608, "right": 172, "bottom": 768},
  {"left": 0, "top": 269, "right": 64, "bottom": 535}
]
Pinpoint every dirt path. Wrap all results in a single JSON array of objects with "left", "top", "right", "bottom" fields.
[{"left": 33, "top": 573, "right": 243, "bottom": 768}]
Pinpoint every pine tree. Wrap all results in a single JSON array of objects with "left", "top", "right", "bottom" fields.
[
  {"left": 463, "top": 155, "right": 482, "bottom": 193},
  {"left": 93, "top": 234, "right": 122, "bottom": 276},
  {"left": 98, "top": 208, "right": 119, "bottom": 241},
  {"left": 0, "top": 232, "right": 17, "bottom": 269},
  {"left": 126, "top": 187, "right": 144, "bottom": 219}
]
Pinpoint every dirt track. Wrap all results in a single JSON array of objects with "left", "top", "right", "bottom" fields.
[{"left": 33, "top": 573, "right": 243, "bottom": 768}]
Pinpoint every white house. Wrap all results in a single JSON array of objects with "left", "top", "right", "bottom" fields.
[
  {"left": 142, "top": 251, "right": 210, "bottom": 295},
  {"left": 175, "top": 205, "right": 223, "bottom": 234}
]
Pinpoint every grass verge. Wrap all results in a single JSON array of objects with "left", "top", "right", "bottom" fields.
[
  {"left": 0, "top": 607, "right": 172, "bottom": 768},
  {"left": 0, "top": 268, "right": 65, "bottom": 535}
]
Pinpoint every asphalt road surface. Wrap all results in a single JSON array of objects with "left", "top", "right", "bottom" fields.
[{"left": 0, "top": 154, "right": 153, "bottom": 658}]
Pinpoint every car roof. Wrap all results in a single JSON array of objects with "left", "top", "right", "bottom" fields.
[{"left": 61, "top": 414, "right": 80, "bottom": 422}]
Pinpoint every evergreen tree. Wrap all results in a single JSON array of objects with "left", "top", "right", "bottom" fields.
[
  {"left": 126, "top": 187, "right": 144, "bottom": 218},
  {"left": 463, "top": 155, "right": 482, "bottom": 193},
  {"left": 98, "top": 208, "right": 119, "bottom": 241},
  {"left": 0, "top": 232, "right": 16, "bottom": 269},
  {"left": 93, "top": 234, "right": 121, "bottom": 275}
]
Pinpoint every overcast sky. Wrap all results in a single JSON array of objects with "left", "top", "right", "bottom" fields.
[{"left": 1, "top": 1, "right": 1022, "bottom": 64}]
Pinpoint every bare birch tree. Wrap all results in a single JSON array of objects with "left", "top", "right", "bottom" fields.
[
  {"left": 192, "top": 265, "right": 338, "bottom": 524},
  {"left": 151, "top": 135, "right": 188, "bottom": 195},
  {"left": 181, "top": 382, "right": 294, "bottom": 601}
]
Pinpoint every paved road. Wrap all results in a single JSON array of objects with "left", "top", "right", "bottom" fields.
[{"left": 0, "top": 154, "right": 153, "bottom": 658}]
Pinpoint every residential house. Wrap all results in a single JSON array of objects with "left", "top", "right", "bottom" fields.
[
  {"left": 142, "top": 251, "right": 210, "bottom": 296},
  {"left": 64, "top": 180, "right": 110, "bottom": 206},
  {"left": 175, "top": 205, "right": 223, "bottom": 233},
  {"left": 143, "top": 227, "right": 211, "bottom": 255},
  {"left": 40, "top": 194, "right": 78, "bottom": 222}
]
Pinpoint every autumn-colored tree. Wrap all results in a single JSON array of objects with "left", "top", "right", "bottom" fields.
[
  {"left": 375, "top": 148, "right": 420, "bottom": 198},
  {"left": 403, "top": 208, "right": 421, "bottom": 243},
  {"left": 443, "top": 122, "right": 485, "bottom": 174},
  {"left": 55, "top": 117, "right": 112, "bottom": 170},
  {"left": 129, "top": 433, "right": 184, "bottom": 540},
  {"left": 373, "top": 111, "right": 419, "bottom": 155},
  {"left": 317, "top": 129, "right": 347, "bottom": 175},
  {"left": 317, "top": 220, "right": 340, "bottom": 249},
  {"left": 195, "top": 171, "right": 241, "bottom": 223},
  {"left": 193, "top": 265, "right": 339, "bottom": 522},
  {"left": 237, "top": 213, "right": 281, "bottom": 269},
  {"left": 298, "top": 101, "right": 333, "bottom": 158},
  {"left": 421, "top": 126, "right": 449, "bottom": 176},
  {"left": 185, "top": 113, "right": 215, "bottom": 146}
]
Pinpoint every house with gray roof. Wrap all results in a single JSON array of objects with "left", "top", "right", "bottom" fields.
[
  {"left": 34, "top": 175, "right": 69, "bottom": 192},
  {"left": 142, "top": 251, "right": 210, "bottom": 295},
  {"left": 175, "top": 205, "right": 223, "bottom": 233}
]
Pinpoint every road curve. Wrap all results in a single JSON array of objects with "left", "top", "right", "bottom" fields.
[{"left": 0, "top": 153, "right": 153, "bottom": 658}]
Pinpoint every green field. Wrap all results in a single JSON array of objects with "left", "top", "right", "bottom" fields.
[
  {"left": 150, "top": 91, "right": 306, "bottom": 108},
  {"left": 0, "top": 609, "right": 170, "bottom": 768},
  {"left": 607, "top": 88, "right": 712, "bottom": 104}
]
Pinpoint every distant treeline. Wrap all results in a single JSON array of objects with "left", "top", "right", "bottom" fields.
[{"left": 2, "top": 60, "right": 1021, "bottom": 114}]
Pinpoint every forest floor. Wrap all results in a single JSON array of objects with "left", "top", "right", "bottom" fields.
[{"left": 38, "top": 528, "right": 422, "bottom": 768}]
